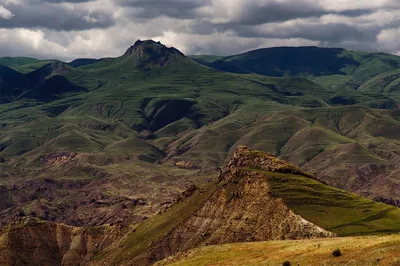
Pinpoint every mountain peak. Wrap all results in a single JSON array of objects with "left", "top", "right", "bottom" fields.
[
  {"left": 124, "top": 39, "right": 186, "bottom": 66},
  {"left": 133, "top": 39, "right": 160, "bottom": 48},
  {"left": 219, "top": 146, "right": 316, "bottom": 182}
]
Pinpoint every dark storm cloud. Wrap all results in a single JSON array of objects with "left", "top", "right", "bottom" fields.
[
  {"left": 0, "top": 2, "right": 114, "bottom": 31},
  {"left": 113, "top": 0, "right": 373, "bottom": 24},
  {"left": 116, "top": 0, "right": 208, "bottom": 19},
  {"left": 44, "top": 0, "right": 94, "bottom": 2},
  {"left": 222, "top": 22, "right": 377, "bottom": 43},
  {"left": 220, "top": 1, "right": 367, "bottom": 25}
]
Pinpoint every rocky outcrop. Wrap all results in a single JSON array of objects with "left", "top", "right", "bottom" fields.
[
  {"left": 174, "top": 161, "right": 200, "bottom": 170},
  {"left": 220, "top": 145, "right": 317, "bottom": 181},
  {"left": 0, "top": 218, "right": 122, "bottom": 266},
  {"left": 124, "top": 40, "right": 186, "bottom": 66},
  {"left": 41, "top": 152, "right": 79, "bottom": 165},
  {"left": 124, "top": 146, "right": 335, "bottom": 265}
]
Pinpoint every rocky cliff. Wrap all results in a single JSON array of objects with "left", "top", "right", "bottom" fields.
[
  {"left": 109, "top": 146, "right": 335, "bottom": 266},
  {"left": 0, "top": 218, "right": 122, "bottom": 266}
]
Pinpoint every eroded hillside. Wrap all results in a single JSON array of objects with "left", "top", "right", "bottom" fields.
[
  {"left": 0, "top": 218, "right": 122, "bottom": 266},
  {"left": 92, "top": 146, "right": 400, "bottom": 266}
]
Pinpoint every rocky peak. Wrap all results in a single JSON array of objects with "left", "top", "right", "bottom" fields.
[
  {"left": 124, "top": 39, "right": 186, "bottom": 66},
  {"left": 219, "top": 146, "right": 316, "bottom": 182}
]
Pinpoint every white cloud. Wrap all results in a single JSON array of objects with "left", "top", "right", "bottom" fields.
[
  {"left": 0, "top": 28, "right": 66, "bottom": 58},
  {"left": 0, "top": 5, "right": 14, "bottom": 19},
  {"left": 318, "top": 0, "right": 395, "bottom": 11},
  {"left": 155, "top": 30, "right": 318, "bottom": 56},
  {"left": 377, "top": 27, "right": 400, "bottom": 53}
]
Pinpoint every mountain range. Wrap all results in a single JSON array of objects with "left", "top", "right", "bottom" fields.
[{"left": 0, "top": 40, "right": 400, "bottom": 265}]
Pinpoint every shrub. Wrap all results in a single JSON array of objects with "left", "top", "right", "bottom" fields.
[
  {"left": 332, "top": 249, "right": 342, "bottom": 257},
  {"left": 282, "top": 261, "right": 291, "bottom": 266}
]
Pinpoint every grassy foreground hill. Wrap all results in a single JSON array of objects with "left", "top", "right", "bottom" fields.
[{"left": 159, "top": 235, "right": 400, "bottom": 266}]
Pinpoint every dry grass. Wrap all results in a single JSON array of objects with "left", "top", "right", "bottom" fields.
[{"left": 160, "top": 235, "right": 400, "bottom": 266}]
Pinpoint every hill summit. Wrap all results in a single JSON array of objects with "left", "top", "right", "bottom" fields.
[{"left": 124, "top": 39, "right": 186, "bottom": 66}]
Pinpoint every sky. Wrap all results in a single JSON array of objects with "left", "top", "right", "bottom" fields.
[{"left": 1, "top": 0, "right": 400, "bottom": 61}]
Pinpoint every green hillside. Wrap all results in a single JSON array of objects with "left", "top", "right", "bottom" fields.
[
  {"left": 0, "top": 57, "right": 54, "bottom": 73},
  {"left": 192, "top": 47, "right": 400, "bottom": 98},
  {"left": 0, "top": 40, "right": 399, "bottom": 235}
]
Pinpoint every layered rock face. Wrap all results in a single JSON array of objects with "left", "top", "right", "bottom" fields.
[
  {"left": 0, "top": 219, "right": 121, "bottom": 266},
  {"left": 129, "top": 146, "right": 335, "bottom": 265}
]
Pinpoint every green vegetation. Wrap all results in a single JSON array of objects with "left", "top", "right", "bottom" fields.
[
  {"left": 0, "top": 57, "right": 54, "bottom": 73},
  {"left": 191, "top": 47, "right": 400, "bottom": 100},
  {"left": 1, "top": 41, "right": 399, "bottom": 210},
  {"left": 244, "top": 168, "right": 400, "bottom": 236},
  {"left": 1, "top": 42, "right": 400, "bottom": 259},
  {"left": 111, "top": 182, "right": 217, "bottom": 264}
]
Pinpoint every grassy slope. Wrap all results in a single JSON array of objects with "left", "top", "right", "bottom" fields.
[
  {"left": 0, "top": 57, "right": 54, "bottom": 73},
  {"left": 110, "top": 182, "right": 217, "bottom": 264},
  {"left": 191, "top": 47, "right": 400, "bottom": 99},
  {"left": 0, "top": 44, "right": 330, "bottom": 161},
  {"left": 254, "top": 170, "right": 400, "bottom": 236},
  {"left": 1, "top": 44, "right": 399, "bottom": 207},
  {"left": 1, "top": 42, "right": 400, "bottom": 226},
  {"left": 160, "top": 235, "right": 400, "bottom": 266}
]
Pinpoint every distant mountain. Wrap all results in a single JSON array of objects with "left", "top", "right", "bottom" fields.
[
  {"left": 193, "top": 47, "right": 358, "bottom": 76},
  {"left": 124, "top": 39, "right": 186, "bottom": 65},
  {"left": 192, "top": 47, "right": 400, "bottom": 94},
  {"left": 0, "top": 61, "right": 86, "bottom": 102},
  {"left": 68, "top": 58, "right": 104, "bottom": 68},
  {"left": 0, "top": 65, "right": 23, "bottom": 103},
  {"left": 0, "top": 57, "right": 55, "bottom": 73}
]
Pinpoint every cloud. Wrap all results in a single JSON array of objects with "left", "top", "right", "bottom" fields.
[
  {"left": 1, "top": 0, "right": 400, "bottom": 60},
  {"left": 377, "top": 27, "right": 400, "bottom": 53},
  {"left": 155, "top": 30, "right": 318, "bottom": 56},
  {"left": 0, "top": 5, "right": 14, "bottom": 19},
  {"left": 117, "top": 0, "right": 207, "bottom": 19},
  {"left": 0, "top": 1, "right": 115, "bottom": 30},
  {"left": 0, "top": 28, "right": 67, "bottom": 59}
]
